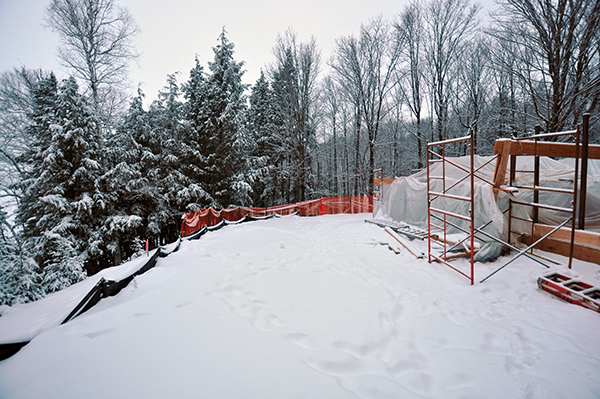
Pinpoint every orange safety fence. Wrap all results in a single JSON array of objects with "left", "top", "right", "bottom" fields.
[{"left": 181, "top": 196, "right": 373, "bottom": 238}]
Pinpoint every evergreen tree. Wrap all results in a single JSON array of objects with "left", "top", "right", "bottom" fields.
[
  {"left": 270, "top": 34, "right": 320, "bottom": 203},
  {"left": 271, "top": 48, "right": 302, "bottom": 203},
  {"left": 17, "top": 76, "right": 102, "bottom": 292},
  {"left": 146, "top": 76, "right": 190, "bottom": 240},
  {"left": 99, "top": 89, "right": 150, "bottom": 266},
  {"left": 247, "top": 71, "right": 277, "bottom": 206},
  {"left": 184, "top": 30, "right": 249, "bottom": 208},
  {"left": 180, "top": 59, "right": 213, "bottom": 210},
  {"left": 0, "top": 204, "right": 43, "bottom": 305}
]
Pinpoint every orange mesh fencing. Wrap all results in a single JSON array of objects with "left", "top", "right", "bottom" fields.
[
  {"left": 222, "top": 208, "right": 243, "bottom": 222},
  {"left": 266, "top": 203, "right": 297, "bottom": 216},
  {"left": 296, "top": 199, "right": 321, "bottom": 216},
  {"left": 181, "top": 196, "right": 373, "bottom": 237},
  {"left": 322, "top": 196, "right": 351, "bottom": 214}
]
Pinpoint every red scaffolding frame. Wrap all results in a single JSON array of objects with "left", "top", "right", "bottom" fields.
[
  {"left": 427, "top": 134, "right": 476, "bottom": 284},
  {"left": 427, "top": 133, "right": 499, "bottom": 285}
]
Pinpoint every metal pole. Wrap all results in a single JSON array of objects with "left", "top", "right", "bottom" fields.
[
  {"left": 480, "top": 217, "right": 572, "bottom": 283},
  {"left": 508, "top": 197, "right": 513, "bottom": 244},
  {"left": 578, "top": 113, "right": 590, "bottom": 230},
  {"left": 442, "top": 145, "right": 447, "bottom": 262},
  {"left": 427, "top": 145, "right": 432, "bottom": 263},
  {"left": 533, "top": 125, "right": 541, "bottom": 224},
  {"left": 569, "top": 126, "right": 580, "bottom": 269},
  {"left": 470, "top": 131, "right": 475, "bottom": 285}
]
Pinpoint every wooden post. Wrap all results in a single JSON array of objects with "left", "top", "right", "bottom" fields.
[
  {"left": 492, "top": 139, "right": 513, "bottom": 199},
  {"left": 510, "top": 154, "right": 516, "bottom": 186},
  {"left": 578, "top": 114, "right": 590, "bottom": 230}
]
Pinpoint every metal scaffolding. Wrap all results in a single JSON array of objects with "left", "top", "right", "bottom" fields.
[
  {"left": 426, "top": 132, "right": 498, "bottom": 285},
  {"left": 425, "top": 116, "right": 594, "bottom": 284}
]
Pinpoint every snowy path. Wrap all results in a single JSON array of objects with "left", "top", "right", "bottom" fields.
[{"left": 1, "top": 214, "right": 599, "bottom": 398}]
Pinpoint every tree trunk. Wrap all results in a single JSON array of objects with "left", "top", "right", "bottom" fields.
[
  {"left": 354, "top": 103, "right": 362, "bottom": 197},
  {"left": 333, "top": 112, "right": 339, "bottom": 195},
  {"left": 369, "top": 126, "right": 375, "bottom": 196}
]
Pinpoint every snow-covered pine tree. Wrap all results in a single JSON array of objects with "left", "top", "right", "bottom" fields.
[
  {"left": 270, "top": 48, "right": 299, "bottom": 204},
  {"left": 183, "top": 30, "right": 249, "bottom": 208},
  {"left": 246, "top": 70, "right": 277, "bottom": 206},
  {"left": 146, "top": 76, "right": 191, "bottom": 241},
  {"left": 270, "top": 32, "right": 321, "bottom": 204},
  {"left": 179, "top": 59, "right": 213, "bottom": 211},
  {"left": 17, "top": 76, "right": 102, "bottom": 293},
  {"left": 0, "top": 204, "right": 43, "bottom": 305},
  {"left": 99, "top": 89, "right": 149, "bottom": 266}
]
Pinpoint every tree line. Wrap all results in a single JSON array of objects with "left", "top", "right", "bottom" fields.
[{"left": 0, "top": 0, "right": 598, "bottom": 304}]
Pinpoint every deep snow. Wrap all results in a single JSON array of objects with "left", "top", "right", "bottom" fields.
[{"left": 1, "top": 214, "right": 599, "bottom": 398}]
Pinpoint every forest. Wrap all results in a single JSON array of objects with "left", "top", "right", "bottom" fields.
[{"left": 0, "top": 0, "right": 598, "bottom": 305}]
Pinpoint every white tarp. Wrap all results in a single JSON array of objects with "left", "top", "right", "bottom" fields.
[{"left": 374, "top": 155, "right": 600, "bottom": 241}]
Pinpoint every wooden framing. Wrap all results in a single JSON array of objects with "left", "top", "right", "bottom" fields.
[
  {"left": 492, "top": 136, "right": 600, "bottom": 193},
  {"left": 521, "top": 224, "right": 600, "bottom": 265},
  {"left": 491, "top": 114, "right": 599, "bottom": 267},
  {"left": 492, "top": 139, "right": 512, "bottom": 188},
  {"left": 533, "top": 223, "right": 600, "bottom": 247},
  {"left": 493, "top": 139, "right": 600, "bottom": 159}
]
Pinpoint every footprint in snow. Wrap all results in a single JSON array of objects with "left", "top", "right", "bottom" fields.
[
  {"left": 84, "top": 328, "right": 115, "bottom": 339},
  {"left": 284, "top": 333, "right": 318, "bottom": 350},
  {"left": 175, "top": 301, "right": 194, "bottom": 309}
]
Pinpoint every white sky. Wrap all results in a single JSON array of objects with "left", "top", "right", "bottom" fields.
[{"left": 0, "top": 0, "right": 496, "bottom": 106}]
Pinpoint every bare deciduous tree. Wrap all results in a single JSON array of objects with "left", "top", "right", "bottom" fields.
[
  {"left": 45, "top": 0, "right": 139, "bottom": 119},
  {"left": 321, "top": 75, "right": 341, "bottom": 195},
  {"left": 330, "top": 35, "right": 363, "bottom": 196},
  {"left": 332, "top": 16, "right": 404, "bottom": 195},
  {"left": 0, "top": 69, "right": 45, "bottom": 209},
  {"left": 425, "top": 0, "right": 480, "bottom": 142},
  {"left": 396, "top": 1, "right": 425, "bottom": 168},
  {"left": 493, "top": 0, "right": 600, "bottom": 132},
  {"left": 455, "top": 35, "right": 490, "bottom": 150}
]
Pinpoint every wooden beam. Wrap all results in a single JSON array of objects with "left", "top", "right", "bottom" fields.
[
  {"left": 522, "top": 234, "right": 600, "bottom": 265},
  {"left": 385, "top": 227, "right": 425, "bottom": 259},
  {"left": 493, "top": 140, "right": 600, "bottom": 159},
  {"left": 493, "top": 139, "right": 512, "bottom": 189},
  {"left": 533, "top": 224, "right": 600, "bottom": 248}
]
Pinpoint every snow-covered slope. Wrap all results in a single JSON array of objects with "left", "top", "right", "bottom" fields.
[
  {"left": 0, "top": 250, "right": 157, "bottom": 344},
  {"left": 1, "top": 215, "right": 599, "bottom": 398}
]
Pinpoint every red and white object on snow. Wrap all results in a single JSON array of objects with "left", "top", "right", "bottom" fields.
[{"left": 537, "top": 272, "right": 600, "bottom": 313}]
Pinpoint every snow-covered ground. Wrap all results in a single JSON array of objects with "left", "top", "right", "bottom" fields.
[{"left": 1, "top": 214, "right": 599, "bottom": 399}]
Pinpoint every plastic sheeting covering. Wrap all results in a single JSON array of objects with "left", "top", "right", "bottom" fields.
[
  {"left": 509, "top": 157, "right": 600, "bottom": 230},
  {"left": 375, "top": 155, "right": 503, "bottom": 240},
  {"left": 374, "top": 155, "right": 600, "bottom": 242},
  {"left": 181, "top": 196, "right": 373, "bottom": 238}
]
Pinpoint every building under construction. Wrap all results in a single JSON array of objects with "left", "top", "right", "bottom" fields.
[{"left": 374, "top": 114, "right": 599, "bottom": 286}]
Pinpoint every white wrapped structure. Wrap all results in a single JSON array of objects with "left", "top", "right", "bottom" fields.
[{"left": 373, "top": 155, "right": 600, "bottom": 242}]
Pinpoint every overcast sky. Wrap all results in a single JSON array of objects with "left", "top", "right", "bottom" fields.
[{"left": 0, "top": 0, "right": 496, "bottom": 106}]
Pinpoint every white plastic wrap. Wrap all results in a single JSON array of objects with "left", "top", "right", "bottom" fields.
[{"left": 374, "top": 154, "right": 600, "bottom": 242}]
